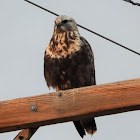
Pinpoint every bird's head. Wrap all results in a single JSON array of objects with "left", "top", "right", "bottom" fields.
[{"left": 54, "top": 15, "right": 78, "bottom": 32}]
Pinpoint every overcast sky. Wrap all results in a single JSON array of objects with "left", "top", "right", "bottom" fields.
[{"left": 0, "top": 0, "right": 140, "bottom": 140}]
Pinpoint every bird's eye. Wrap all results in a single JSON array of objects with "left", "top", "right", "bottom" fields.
[{"left": 62, "top": 20, "right": 68, "bottom": 23}]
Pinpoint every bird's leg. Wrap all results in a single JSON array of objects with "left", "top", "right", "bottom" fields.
[{"left": 56, "top": 86, "right": 59, "bottom": 92}]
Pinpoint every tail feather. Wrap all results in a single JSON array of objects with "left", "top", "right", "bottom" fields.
[
  {"left": 73, "top": 117, "right": 97, "bottom": 138},
  {"left": 81, "top": 117, "right": 97, "bottom": 135},
  {"left": 73, "top": 121, "right": 86, "bottom": 138}
]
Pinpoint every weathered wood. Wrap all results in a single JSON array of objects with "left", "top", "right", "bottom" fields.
[
  {"left": 0, "top": 78, "right": 140, "bottom": 133},
  {"left": 14, "top": 128, "right": 38, "bottom": 140}
]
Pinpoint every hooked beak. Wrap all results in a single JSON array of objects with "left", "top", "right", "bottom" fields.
[{"left": 56, "top": 23, "right": 62, "bottom": 28}]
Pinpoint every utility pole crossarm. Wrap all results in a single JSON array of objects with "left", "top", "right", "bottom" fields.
[{"left": 0, "top": 78, "right": 140, "bottom": 133}]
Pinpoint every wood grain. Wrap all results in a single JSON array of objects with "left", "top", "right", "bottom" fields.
[{"left": 0, "top": 78, "right": 140, "bottom": 133}]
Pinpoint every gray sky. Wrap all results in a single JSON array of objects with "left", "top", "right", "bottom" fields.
[{"left": 0, "top": 0, "right": 140, "bottom": 139}]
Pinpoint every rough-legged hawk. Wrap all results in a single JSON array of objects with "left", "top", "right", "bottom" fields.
[{"left": 44, "top": 15, "right": 97, "bottom": 138}]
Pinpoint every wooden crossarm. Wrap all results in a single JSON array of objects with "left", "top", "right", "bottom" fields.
[{"left": 0, "top": 78, "right": 140, "bottom": 135}]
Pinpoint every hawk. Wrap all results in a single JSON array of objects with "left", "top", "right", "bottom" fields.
[{"left": 44, "top": 15, "right": 97, "bottom": 138}]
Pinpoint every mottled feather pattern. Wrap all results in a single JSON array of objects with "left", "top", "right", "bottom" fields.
[
  {"left": 44, "top": 31, "right": 95, "bottom": 90},
  {"left": 45, "top": 31, "right": 81, "bottom": 58}
]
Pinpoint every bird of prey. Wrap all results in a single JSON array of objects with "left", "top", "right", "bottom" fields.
[{"left": 44, "top": 15, "right": 97, "bottom": 138}]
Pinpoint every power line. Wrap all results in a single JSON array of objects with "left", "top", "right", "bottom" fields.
[
  {"left": 123, "top": 0, "right": 140, "bottom": 6},
  {"left": 24, "top": 0, "right": 140, "bottom": 56},
  {"left": 77, "top": 24, "right": 140, "bottom": 56},
  {"left": 25, "top": 0, "right": 59, "bottom": 16}
]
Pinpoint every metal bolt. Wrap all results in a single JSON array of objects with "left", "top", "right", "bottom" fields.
[
  {"left": 30, "top": 104, "right": 37, "bottom": 112},
  {"left": 19, "top": 136, "right": 24, "bottom": 140}
]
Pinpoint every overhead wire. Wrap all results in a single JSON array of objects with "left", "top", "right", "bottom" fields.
[{"left": 24, "top": 0, "right": 140, "bottom": 56}]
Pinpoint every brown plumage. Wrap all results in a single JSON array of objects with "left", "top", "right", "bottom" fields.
[{"left": 44, "top": 15, "right": 97, "bottom": 138}]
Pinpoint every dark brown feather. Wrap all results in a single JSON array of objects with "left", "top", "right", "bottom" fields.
[{"left": 73, "top": 121, "right": 86, "bottom": 138}]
